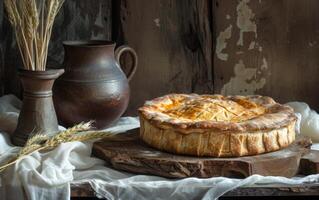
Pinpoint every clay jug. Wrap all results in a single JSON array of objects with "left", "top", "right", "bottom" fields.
[{"left": 53, "top": 40, "right": 137, "bottom": 129}]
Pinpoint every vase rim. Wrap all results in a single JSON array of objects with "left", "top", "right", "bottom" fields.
[
  {"left": 63, "top": 40, "right": 116, "bottom": 48},
  {"left": 18, "top": 69, "right": 65, "bottom": 79}
]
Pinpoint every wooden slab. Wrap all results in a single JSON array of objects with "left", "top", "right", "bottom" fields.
[
  {"left": 299, "top": 149, "right": 319, "bottom": 175},
  {"left": 92, "top": 128, "right": 312, "bottom": 178}
]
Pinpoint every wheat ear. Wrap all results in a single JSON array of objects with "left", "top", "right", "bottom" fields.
[{"left": 0, "top": 122, "right": 107, "bottom": 172}]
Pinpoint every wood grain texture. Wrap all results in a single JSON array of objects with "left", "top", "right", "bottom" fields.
[
  {"left": 70, "top": 182, "right": 319, "bottom": 198},
  {"left": 0, "top": 2, "right": 22, "bottom": 97},
  {"left": 114, "top": 0, "right": 213, "bottom": 115},
  {"left": 224, "top": 184, "right": 319, "bottom": 197},
  {"left": 213, "top": 0, "right": 319, "bottom": 110},
  {"left": 299, "top": 149, "right": 319, "bottom": 175},
  {"left": 48, "top": 0, "right": 112, "bottom": 67},
  {"left": 0, "top": 0, "right": 112, "bottom": 97},
  {"left": 2, "top": 0, "right": 319, "bottom": 113},
  {"left": 92, "top": 129, "right": 311, "bottom": 179}
]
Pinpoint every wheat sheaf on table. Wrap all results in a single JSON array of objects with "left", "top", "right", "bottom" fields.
[
  {"left": 139, "top": 94, "right": 297, "bottom": 157},
  {"left": 0, "top": 122, "right": 114, "bottom": 172}
]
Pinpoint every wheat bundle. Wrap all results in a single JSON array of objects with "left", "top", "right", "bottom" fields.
[{"left": 4, "top": 0, "right": 65, "bottom": 71}]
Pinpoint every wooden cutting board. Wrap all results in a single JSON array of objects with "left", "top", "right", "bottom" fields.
[{"left": 92, "top": 128, "right": 318, "bottom": 178}]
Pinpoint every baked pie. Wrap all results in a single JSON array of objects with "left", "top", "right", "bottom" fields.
[{"left": 138, "top": 94, "right": 297, "bottom": 157}]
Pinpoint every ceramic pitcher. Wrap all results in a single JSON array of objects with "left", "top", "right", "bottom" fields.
[{"left": 53, "top": 40, "right": 137, "bottom": 129}]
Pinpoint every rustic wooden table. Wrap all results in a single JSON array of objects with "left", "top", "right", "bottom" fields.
[
  {"left": 71, "top": 183, "right": 319, "bottom": 199},
  {"left": 70, "top": 131, "right": 319, "bottom": 199}
]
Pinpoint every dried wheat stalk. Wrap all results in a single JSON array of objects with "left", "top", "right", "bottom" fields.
[
  {"left": 0, "top": 122, "right": 113, "bottom": 172},
  {"left": 4, "top": 0, "right": 65, "bottom": 71}
]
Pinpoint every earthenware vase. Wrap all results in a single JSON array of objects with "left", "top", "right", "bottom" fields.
[{"left": 11, "top": 69, "right": 64, "bottom": 146}]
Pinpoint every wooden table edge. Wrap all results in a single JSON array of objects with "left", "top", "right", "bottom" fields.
[{"left": 71, "top": 182, "right": 319, "bottom": 197}]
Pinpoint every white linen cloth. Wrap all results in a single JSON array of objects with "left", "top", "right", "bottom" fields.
[{"left": 0, "top": 94, "right": 318, "bottom": 200}]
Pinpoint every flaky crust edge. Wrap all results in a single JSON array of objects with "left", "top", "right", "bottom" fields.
[{"left": 139, "top": 115, "right": 296, "bottom": 157}]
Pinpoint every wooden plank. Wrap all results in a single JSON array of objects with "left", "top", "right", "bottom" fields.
[
  {"left": 70, "top": 183, "right": 319, "bottom": 198},
  {"left": 0, "top": 2, "right": 3, "bottom": 95},
  {"left": 114, "top": 0, "right": 213, "bottom": 115},
  {"left": 92, "top": 129, "right": 311, "bottom": 179},
  {"left": 0, "top": 0, "right": 112, "bottom": 97},
  {"left": 48, "top": 0, "right": 112, "bottom": 67},
  {"left": 213, "top": 0, "right": 319, "bottom": 110},
  {"left": 71, "top": 183, "right": 95, "bottom": 197},
  {"left": 299, "top": 149, "right": 319, "bottom": 175},
  {"left": 224, "top": 184, "right": 319, "bottom": 197},
  {"left": 0, "top": 3, "right": 22, "bottom": 97}
]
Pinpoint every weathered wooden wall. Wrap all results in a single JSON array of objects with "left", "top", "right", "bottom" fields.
[
  {"left": 0, "top": 0, "right": 21, "bottom": 96},
  {"left": 116, "top": 0, "right": 319, "bottom": 114},
  {"left": 114, "top": 0, "right": 213, "bottom": 114},
  {"left": 1, "top": 0, "right": 319, "bottom": 115},
  {"left": 214, "top": 0, "right": 319, "bottom": 110}
]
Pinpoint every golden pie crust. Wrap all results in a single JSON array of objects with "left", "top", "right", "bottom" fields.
[{"left": 138, "top": 94, "right": 297, "bottom": 157}]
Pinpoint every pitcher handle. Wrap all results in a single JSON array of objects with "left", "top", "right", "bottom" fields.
[{"left": 115, "top": 45, "right": 138, "bottom": 82}]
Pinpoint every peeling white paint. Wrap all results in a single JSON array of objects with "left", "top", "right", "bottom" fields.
[
  {"left": 248, "top": 41, "right": 255, "bottom": 50},
  {"left": 261, "top": 57, "right": 268, "bottom": 70},
  {"left": 216, "top": 25, "right": 233, "bottom": 61},
  {"left": 236, "top": 51, "right": 244, "bottom": 54},
  {"left": 154, "top": 18, "right": 161, "bottom": 27},
  {"left": 226, "top": 14, "right": 231, "bottom": 20},
  {"left": 221, "top": 60, "right": 266, "bottom": 95},
  {"left": 236, "top": 0, "right": 257, "bottom": 46}
]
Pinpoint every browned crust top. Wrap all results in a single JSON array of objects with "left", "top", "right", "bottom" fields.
[{"left": 138, "top": 94, "right": 297, "bottom": 134}]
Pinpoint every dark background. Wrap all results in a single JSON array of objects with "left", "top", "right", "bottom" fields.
[{"left": 1, "top": 0, "right": 318, "bottom": 115}]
